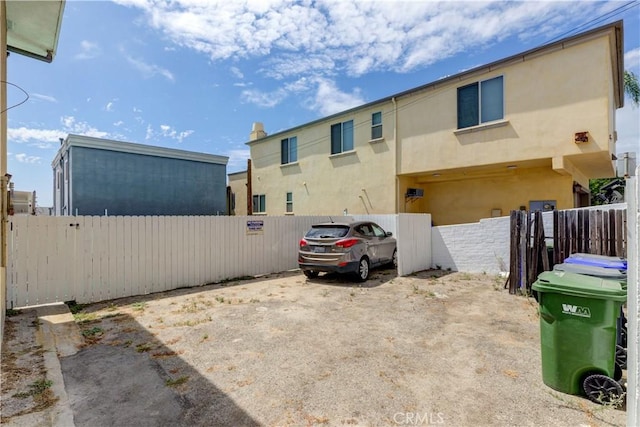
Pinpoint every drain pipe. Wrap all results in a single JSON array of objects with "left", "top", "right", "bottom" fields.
[{"left": 392, "top": 97, "right": 400, "bottom": 213}]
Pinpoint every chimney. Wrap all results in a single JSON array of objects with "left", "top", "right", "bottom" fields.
[{"left": 249, "top": 122, "right": 267, "bottom": 141}]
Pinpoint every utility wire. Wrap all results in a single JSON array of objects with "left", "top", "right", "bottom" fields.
[{"left": 1, "top": 81, "right": 30, "bottom": 114}]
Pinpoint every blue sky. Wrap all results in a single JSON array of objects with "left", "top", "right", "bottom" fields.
[{"left": 7, "top": 0, "right": 640, "bottom": 207}]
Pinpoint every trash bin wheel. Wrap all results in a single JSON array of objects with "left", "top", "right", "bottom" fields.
[
  {"left": 616, "top": 345, "right": 627, "bottom": 370},
  {"left": 582, "top": 374, "right": 624, "bottom": 405},
  {"left": 614, "top": 363, "right": 623, "bottom": 382}
]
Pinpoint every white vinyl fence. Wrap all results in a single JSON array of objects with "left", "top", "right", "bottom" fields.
[{"left": 7, "top": 214, "right": 431, "bottom": 308}]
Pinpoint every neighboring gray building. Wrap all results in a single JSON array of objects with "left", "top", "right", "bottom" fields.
[{"left": 52, "top": 134, "right": 229, "bottom": 216}]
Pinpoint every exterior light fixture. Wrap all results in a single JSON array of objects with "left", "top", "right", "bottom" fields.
[{"left": 574, "top": 132, "right": 589, "bottom": 143}]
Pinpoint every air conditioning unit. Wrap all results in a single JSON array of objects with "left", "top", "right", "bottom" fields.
[{"left": 405, "top": 188, "right": 424, "bottom": 198}]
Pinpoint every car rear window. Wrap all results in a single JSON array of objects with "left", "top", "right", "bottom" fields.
[{"left": 305, "top": 225, "right": 350, "bottom": 238}]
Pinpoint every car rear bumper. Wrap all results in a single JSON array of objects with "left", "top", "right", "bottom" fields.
[{"left": 299, "top": 261, "right": 360, "bottom": 274}]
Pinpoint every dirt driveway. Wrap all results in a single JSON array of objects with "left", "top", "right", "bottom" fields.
[{"left": 2, "top": 268, "right": 626, "bottom": 426}]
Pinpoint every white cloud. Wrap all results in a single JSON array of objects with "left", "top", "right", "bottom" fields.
[
  {"left": 31, "top": 93, "right": 57, "bottom": 103},
  {"left": 126, "top": 56, "right": 175, "bottom": 81},
  {"left": 240, "top": 87, "right": 288, "bottom": 108},
  {"left": 625, "top": 47, "right": 640, "bottom": 73},
  {"left": 309, "top": 78, "right": 365, "bottom": 116},
  {"left": 112, "top": 0, "right": 607, "bottom": 117},
  {"left": 616, "top": 105, "right": 640, "bottom": 156},
  {"left": 145, "top": 124, "right": 154, "bottom": 140},
  {"left": 14, "top": 154, "right": 41, "bottom": 164},
  {"left": 60, "top": 116, "right": 109, "bottom": 138},
  {"left": 113, "top": 1, "right": 597, "bottom": 76},
  {"left": 8, "top": 127, "right": 65, "bottom": 144},
  {"left": 225, "top": 148, "right": 250, "bottom": 170},
  {"left": 145, "top": 124, "right": 194, "bottom": 143},
  {"left": 114, "top": 121, "right": 124, "bottom": 127},
  {"left": 133, "top": 107, "right": 143, "bottom": 113},
  {"left": 106, "top": 102, "right": 115, "bottom": 112},
  {"left": 75, "top": 40, "right": 101, "bottom": 60},
  {"left": 230, "top": 66, "right": 244, "bottom": 79}
]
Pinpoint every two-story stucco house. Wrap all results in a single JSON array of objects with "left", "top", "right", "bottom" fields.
[
  {"left": 239, "top": 21, "right": 624, "bottom": 226},
  {"left": 53, "top": 134, "right": 229, "bottom": 216}
]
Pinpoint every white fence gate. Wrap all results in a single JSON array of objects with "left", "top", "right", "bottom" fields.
[{"left": 7, "top": 214, "right": 432, "bottom": 308}]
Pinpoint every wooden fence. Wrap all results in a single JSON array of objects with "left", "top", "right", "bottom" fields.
[
  {"left": 508, "top": 207, "right": 627, "bottom": 294},
  {"left": 6, "top": 214, "right": 432, "bottom": 308},
  {"left": 552, "top": 208, "right": 627, "bottom": 265}
]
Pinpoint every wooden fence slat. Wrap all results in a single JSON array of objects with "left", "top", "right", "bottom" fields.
[{"left": 615, "top": 210, "right": 624, "bottom": 257}]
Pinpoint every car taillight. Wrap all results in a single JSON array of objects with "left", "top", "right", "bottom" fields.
[
  {"left": 299, "top": 238, "right": 308, "bottom": 248},
  {"left": 335, "top": 238, "right": 358, "bottom": 249}
]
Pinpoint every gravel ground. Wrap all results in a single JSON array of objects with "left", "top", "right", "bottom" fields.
[{"left": 1, "top": 268, "right": 627, "bottom": 426}]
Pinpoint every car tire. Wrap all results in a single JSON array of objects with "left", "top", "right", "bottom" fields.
[
  {"left": 389, "top": 250, "right": 397, "bottom": 269},
  {"left": 303, "top": 270, "right": 319, "bottom": 279},
  {"left": 354, "top": 256, "right": 370, "bottom": 282}
]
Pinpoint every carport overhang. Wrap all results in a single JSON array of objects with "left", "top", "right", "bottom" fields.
[
  {"left": 409, "top": 159, "right": 553, "bottom": 184},
  {"left": 6, "top": 0, "right": 65, "bottom": 63}
]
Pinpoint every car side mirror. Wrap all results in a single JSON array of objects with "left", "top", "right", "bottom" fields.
[{"left": 386, "top": 231, "right": 392, "bottom": 237}]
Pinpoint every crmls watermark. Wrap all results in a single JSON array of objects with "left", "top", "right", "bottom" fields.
[{"left": 393, "top": 412, "right": 445, "bottom": 425}]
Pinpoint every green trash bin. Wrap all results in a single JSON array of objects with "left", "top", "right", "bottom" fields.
[{"left": 532, "top": 271, "right": 627, "bottom": 404}]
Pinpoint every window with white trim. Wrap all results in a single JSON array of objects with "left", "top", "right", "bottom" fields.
[
  {"left": 457, "top": 76, "right": 504, "bottom": 129},
  {"left": 286, "top": 192, "right": 293, "bottom": 213},
  {"left": 252, "top": 194, "right": 266, "bottom": 213},
  {"left": 281, "top": 136, "right": 297, "bottom": 164},
  {"left": 371, "top": 112, "right": 382, "bottom": 140},
  {"left": 330, "top": 120, "right": 354, "bottom": 154}
]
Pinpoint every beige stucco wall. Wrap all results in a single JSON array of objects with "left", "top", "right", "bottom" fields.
[
  {"left": 228, "top": 171, "right": 248, "bottom": 216},
  {"left": 397, "top": 34, "right": 616, "bottom": 177},
  {"left": 423, "top": 167, "right": 574, "bottom": 225},
  {"left": 249, "top": 104, "right": 397, "bottom": 216}
]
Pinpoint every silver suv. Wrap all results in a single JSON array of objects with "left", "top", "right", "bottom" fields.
[{"left": 298, "top": 220, "right": 397, "bottom": 282}]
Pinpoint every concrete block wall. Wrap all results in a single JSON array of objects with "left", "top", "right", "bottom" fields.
[
  {"left": 432, "top": 216, "right": 511, "bottom": 274},
  {"left": 432, "top": 203, "right": 628, "bottom": 274}
]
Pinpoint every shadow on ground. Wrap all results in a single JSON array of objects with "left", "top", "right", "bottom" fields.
[{"left": 61, "top": 308, "right": 260, "bottom": 427}]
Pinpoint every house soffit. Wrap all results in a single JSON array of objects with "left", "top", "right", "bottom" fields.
[{"left": 6, "top": 1, "right": 65, "bottom": 63}]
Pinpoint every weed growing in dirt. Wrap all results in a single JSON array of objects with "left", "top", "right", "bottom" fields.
[
  {"left": 411, "top": 284, "right": 435, "bottom": 298},
  {"left": 65, "top": 301, "right": 85, "bottom": 314},
  {"left": 12, "top": 379, "right": 53, "bottom": 399},
  {"left": 132, "top": 302, "right": 147, "bottom": 311},
  {"left": 74, "top": 312, "right": 98, "bottom": 323},
  {"left": 81, "top": 327, "right": 103, "bottom": 338},
  {"left": 136, "top": 343, "right": 152, "bottom": 352},
  {"left": 165, "top": 376, "right": 189, "bottom": 387},
  {"left": 5, "top": 308, "right": 20, "bottom": 317}
]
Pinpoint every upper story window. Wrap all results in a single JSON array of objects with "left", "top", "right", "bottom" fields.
[
  {"left": 281, "top": 136, "right": 297, "bottom": 164},
  {"left": 371, "top": 112, "right": 383, "bottom": 140},
  {"left": 457, "top": 76, "right": 504, "bottom": 129},
  {"left": 252, "top": 194, "right": 266, "bottom": 213},
  {"left": 330, "top": 120, "right": 354, "bottom": 154}
]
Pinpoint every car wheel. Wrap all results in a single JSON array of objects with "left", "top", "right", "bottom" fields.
[
  {"left": 354, "top": 256, "right": 370, "bottom": 282},
  {"left": 390, "top": 250, "right": 397, "bottom": 269},
  {"left": 303, "top": 270, "right": 319, "bottom": 279}
]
